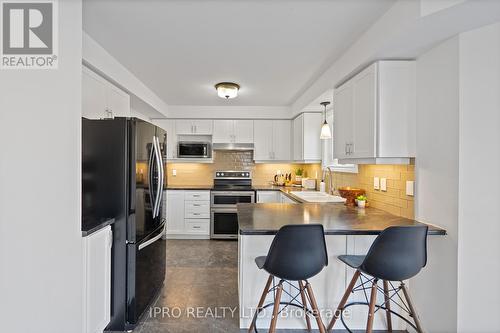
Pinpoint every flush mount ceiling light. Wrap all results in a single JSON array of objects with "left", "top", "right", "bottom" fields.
[
  {"left": 215, "top": 82, "right": 240, "bottom": 99},
  {"left": 320, "top": 101, "right": 332, "bottom": 140}
]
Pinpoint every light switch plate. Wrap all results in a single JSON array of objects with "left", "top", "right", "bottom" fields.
[
  {"left": 380, "top": 178, "right": 387, "bottom": 192},
  {"left": 374, "top": 177, "right": 380, "bottom": 190},
  {"left": 172, "top": 169, "right": 177, "bottom": 176},
  {"left": 406, "top": 181, "right": 414, "bottom": 196}
]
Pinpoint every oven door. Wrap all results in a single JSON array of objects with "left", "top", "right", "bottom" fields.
[
  {"left": 211, "top": 208, "right": 239, "bottom": 239},
  {"left": 210, "top": 191, "right": 255, "bottom": 208}
]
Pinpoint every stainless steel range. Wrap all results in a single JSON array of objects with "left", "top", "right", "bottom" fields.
[{"left": 210, "top": 171, "right": 255, "bottom": 239}]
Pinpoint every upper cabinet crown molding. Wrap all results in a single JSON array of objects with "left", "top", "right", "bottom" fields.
[
  {"left": 334, "top": 61, "right": 416, "bottom": 165},
  {"left": 82, "top": 66, "right": 130, "bottom": 120}
]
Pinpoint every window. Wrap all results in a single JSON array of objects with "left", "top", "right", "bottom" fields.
[{"left": 322, "top": 110, "right": 358, "bottom": 173}]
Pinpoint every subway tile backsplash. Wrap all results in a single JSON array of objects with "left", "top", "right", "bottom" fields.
[
  {"left": 165, "top": 151, "right": 415, "bottom": 219},
  {"left": 166, "top": 151, "right": 319, "bottom": 187}
]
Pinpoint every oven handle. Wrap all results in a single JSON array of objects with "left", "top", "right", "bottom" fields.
[
  {"left": 211, "top": 191, "right": 256, "bottom": 196},
  {"left": 211, "top": 208, "right": 238, "bottom": 213}
]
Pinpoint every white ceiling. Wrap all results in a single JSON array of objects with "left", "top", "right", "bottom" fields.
[{"left": 83, "top": 0, "right": 395, "bottom": 107}]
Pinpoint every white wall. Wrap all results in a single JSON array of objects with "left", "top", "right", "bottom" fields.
[
  {"left": 413, "top": 36, "right": 460, "bottom": 333},
  {"left": 413, "top": 22, "right": 500, "bottom": 332},
  {"left": 0, "top": 1, "right": 83, "bottom": 333},
  {"left": 457, "top": 22, "right": 500, "bottom": 332}
]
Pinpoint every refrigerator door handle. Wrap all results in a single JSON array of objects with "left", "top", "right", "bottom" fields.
[
  {"left": 138, "top": 226, "right": 164, "bottom": 251},
  {"left": 153, "top": 136, "right": 163, "bottom": 218},
  {"left": 156, "top": 137, "right": 165, "bottom": 215},
  {"left": 148, "top": 137, "right": 156, "bottom": 217}
]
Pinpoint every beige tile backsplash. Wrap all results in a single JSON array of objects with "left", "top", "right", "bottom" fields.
[
  {"left": 166, "top": 151, "right": 415, "bottom": 218},
  {"left": 329, "top": 165, "right": 415, "bottom": 219},
  {"left": 166, "top": 151, "right": 319, "bottom": 187}
]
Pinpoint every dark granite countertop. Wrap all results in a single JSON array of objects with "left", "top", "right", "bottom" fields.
[
  {"left": 253, "top": 185, "right": 319, "bottom": 203},
  {"left": 237, "top": 203, "right": 446, "bottom": 236},
  {"left": 165, "top": 185, "right": 213, "bottom": 190},
  {"left": 82, "top": 217, "right": 115, "bottom": 237}
]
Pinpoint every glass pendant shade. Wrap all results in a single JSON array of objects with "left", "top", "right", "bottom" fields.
[
  {"left": 319, "top": 101, "right": 332, "bottom": 139},
  {"left": 320, "top": 120, "right": 332, "bottom": 139}
]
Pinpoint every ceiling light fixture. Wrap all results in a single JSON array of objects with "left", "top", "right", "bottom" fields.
[
  {"left": 320, "top": 101, "right": 332, "bottom": 140},
  {"left": 215, "top": 82, "right": 240, "bottom": 99}
]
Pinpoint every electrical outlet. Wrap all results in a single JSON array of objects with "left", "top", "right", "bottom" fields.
[
  {"left": 374, "top": 177, "right": 380, "bottom": 190},
  {"left": 172, "top": 169, "right": 177, "bottom": 176},
  {"left": 380, "top": 178, "right": 387, "bottom": 192},
  {"left": 406, "top": 181, "right": 414, "bottom": 196}
]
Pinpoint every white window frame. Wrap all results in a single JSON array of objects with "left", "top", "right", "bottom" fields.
[{"left": 322, "top": 110, "right": 358, "bottom": 173}]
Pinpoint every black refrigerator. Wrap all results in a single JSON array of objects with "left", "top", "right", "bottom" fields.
[{"left": 82, "top": 117, "right": 167, "bottom": 331}]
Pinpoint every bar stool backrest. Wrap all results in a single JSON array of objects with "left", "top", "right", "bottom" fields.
[
  {"left": 264, "top": 224, "right": 328, "bottom": 281},
  {"left": 361, "top": 225, "right": 428, "bottom": 282}
]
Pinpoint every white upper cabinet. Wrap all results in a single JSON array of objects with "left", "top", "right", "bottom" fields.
[
  {"left": 333, "top": 61, "right": 416, "bottom": 164},
  {"left": 234, "top": 120, "right": 254, "bottom": 143},
  {"left": 254, "top": 120, "right": 291, "bottom": 161},
  {"left": 153, "top": 119, "right": 177, "bottom": 159},
  {"left": 293, "top": 113, "right": 322, "bottom": 162},
  {"left": 272, "top": 120, "right": 292, "bottom": 160},
  {"left": 175, "top": 119, "right": 213, "bottom": 135},
  {"left": 213, "top": 120, "right": 253, "bottom": 143},
  {"left": 212, "top": 120, "right": 233, "bottom": 143},
  {"left": 82, "top": 66, "right": 130, "bottom": 119}
]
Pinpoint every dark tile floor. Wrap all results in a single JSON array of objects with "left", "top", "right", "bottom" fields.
[{"left": 133, "top": 240, "right": 404, "bottom": 333}]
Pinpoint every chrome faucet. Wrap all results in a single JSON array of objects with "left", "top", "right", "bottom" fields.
[{"left": 324, "top": 166, "right": 336, "bottom": 195}]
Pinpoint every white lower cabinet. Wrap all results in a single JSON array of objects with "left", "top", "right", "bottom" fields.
[
  {"left": 280, "top": 193, "right": 297, "bottom": 204},
  {"left": 165, "top": 190, "right": 210, "bottom": 238},
  {"left": 256, "top": 190, "right": 298, "bottom": 204},
  {"left": 82, "top": 226, "right": 112, "bottom": 333},
  {"left": 256, "top": 191, "right": 281, "bottom": 203}
]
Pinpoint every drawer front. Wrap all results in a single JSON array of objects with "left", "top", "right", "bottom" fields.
[
  {"left": 185, "top": 211, "right": 210, "bottom": 219},
  {"left": 185, "top": 219, "right": 210, "bottom": 234},
  {"left": 185, "top": 202, "right": 210, "bottom": 218},
  {"left": 184, "top": 191, "right": 210, "bottom": 201}
]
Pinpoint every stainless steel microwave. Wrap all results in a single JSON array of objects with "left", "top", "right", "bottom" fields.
[{"left": 177, "top": 141, "right": 212, "bottom": 158}]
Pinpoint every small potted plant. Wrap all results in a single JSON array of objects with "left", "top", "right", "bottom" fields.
[
  {"left": 356, "top": 195, "right": 367, "bottom": 208},
  {"left": 294, "top": 168, "right": 304, "bottom": 184}
]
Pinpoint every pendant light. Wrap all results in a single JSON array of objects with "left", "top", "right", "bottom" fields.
[
  {"left": 320, "top": 101, "right": 332, "bottom": 140},
  {"left": 215, "top": 82, "right": 240, "bottom": 99}
]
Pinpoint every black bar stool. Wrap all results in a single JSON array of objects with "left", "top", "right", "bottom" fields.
[
  {"left": 248, "top": 224, "right": 328, "bottom": 333},
  {"left": 327, "top": 225, "right": 428, "bottom": 333}
]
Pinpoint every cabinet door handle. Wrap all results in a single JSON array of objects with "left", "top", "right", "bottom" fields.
[
  {"left": 345, "top": 143, "right": 348, "bottom": 155},
  {"left": 193, "top": 204, "right": 201, "bottom": 207},
  {"left": 193, "top": 226, "right": 201, "bottom": 229},
  {"left": 194, "top": 125, "right": 197, "bottom": 133},
  {"left": 193, "top": 213, "right": 201, "bottom": 216}
]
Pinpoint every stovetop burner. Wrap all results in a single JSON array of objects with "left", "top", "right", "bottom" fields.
[{"left": 213, "top": 170, "right": 252, "bottom": 191}]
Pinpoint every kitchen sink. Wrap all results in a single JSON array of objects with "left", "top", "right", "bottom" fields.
[{"left": 290, "top": 191, "right": 346, "bottom": 203}]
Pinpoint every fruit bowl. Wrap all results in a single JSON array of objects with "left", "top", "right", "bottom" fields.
[{"left": 338, "top": 187, "right": 366, "bottom": 206}]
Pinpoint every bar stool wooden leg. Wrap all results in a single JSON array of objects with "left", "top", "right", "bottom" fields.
[
  {"left": 383, "top": 280, "right": 393, "bottom": 331},
  {"left": 298, "top": 280, "right": 312, "bottom": 331},
  {"left": 327, "top": 270, "right": 361, "bottom": 332},
  {"left": 248, "top": 275, "right": 273, "bottom": 333},
  {"left": 305, "top": 282, "right": 326, "bottom": 333},
  {"left": 269, "top": 280, "right": 283, "bottom": 333},
  {"left": 366, "top": 279, "right": 378, "bottom": 333},
  {"left": 401, "top": 282, "right": 425, "bottom": 333}
]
